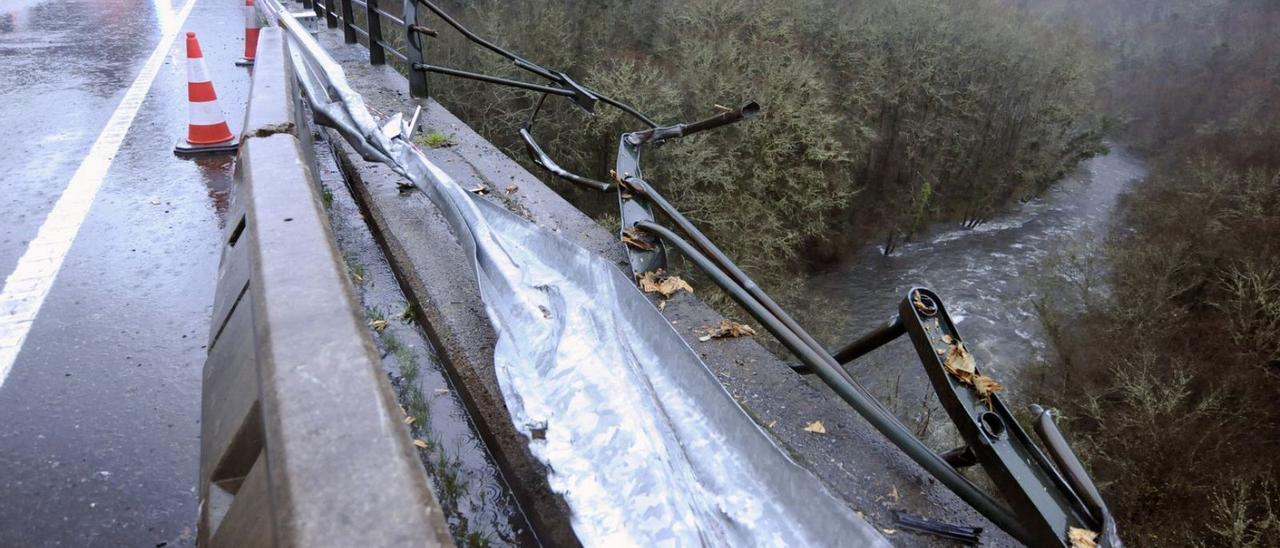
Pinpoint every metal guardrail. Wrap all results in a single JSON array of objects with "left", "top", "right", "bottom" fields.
[
  {"left": 302, "top": 0, "right": 431, "bottom": 97},
  {"left": 198, "top": 27, "right": 452, "bottom": 547}
]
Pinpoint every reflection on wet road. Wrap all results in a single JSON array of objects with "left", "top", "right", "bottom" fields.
[{"left": 0, "top": 0, "right": 247, "bottom": 545}]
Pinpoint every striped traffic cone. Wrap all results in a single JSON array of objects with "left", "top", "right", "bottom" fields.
[
  {"left": 174, "top": 32, "right": 238, "bottom": 156},
  {"left": 235, "top": 0, "right": 261, "bottom": 66}
]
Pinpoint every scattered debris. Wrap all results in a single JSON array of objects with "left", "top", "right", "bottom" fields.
[
  {"left": 1068, "top": 526, "right": 1099, "bottom": 548},
  {"left": 622, "top": 227, "right": 657, "bottom": 251},
  {"left": 698, "top": 319, "right": 757, "bottom": 341},
  {"left": 369, "top": 319, "right": 389, "bottom": 332},
  {"left": 804, "top": 420, "right": 827, "bottom": 434},
  {"left": 403, "top": 415, "right": 415, "bottom": 425},
  {"left": 538, "top": 305, "right": 553, "bottom": 319},
  {"left": 412, "top": 439, "right": 429, "bottom": 449},
  {"left": 504, "top": 184, "right": 519, "bottom": 194},
  {"left": 637, "top": 269, "right": 693, "bottom": 298},
  {"left": 894, "top": 511, "right": 984, "bottom": 544},
  {"left": 467, "top": 185, "right": 490, "bottom": 195}
]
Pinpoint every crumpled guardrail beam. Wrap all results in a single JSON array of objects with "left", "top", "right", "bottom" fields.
[
  {"left": 256, "top": 1, "right": 889, "bottom": 544},
  {"left": 198, "top": 27, "right": 452, "bottom": 547}
]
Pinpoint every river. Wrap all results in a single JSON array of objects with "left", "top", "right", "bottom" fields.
[{"left": 802, "top": 148, "right": 1146, "bottom": 431}]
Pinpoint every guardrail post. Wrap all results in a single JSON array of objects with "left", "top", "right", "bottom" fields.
[
  {"left": 312, "top": 0, "right": 322, "bottom": 19},
  {"left": 323, "top": 0, "right": 338, "bottom": 28},
  {"left": 366, "top": 0, "right": 386, "bottom": 65},
  {"left": 301, "top": 0, "right": 312, "bottom": 8},
  {"left": 403, "top": 0, "right": 428, "bottom": 98},
  {"left": 340, "top": 0, "right": 356, "bottom": 43}
]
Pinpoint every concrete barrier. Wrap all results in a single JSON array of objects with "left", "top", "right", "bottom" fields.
[{"left": 198, "top": 27, "right": 452, "bottom": 547}]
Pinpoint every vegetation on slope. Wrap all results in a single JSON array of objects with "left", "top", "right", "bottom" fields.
[
  {"left": 423, "top": 0, "right": 1104, "bottom": 282},
  {"left": 1021, "top": 1, "right": 1280, "bottom": 544}
]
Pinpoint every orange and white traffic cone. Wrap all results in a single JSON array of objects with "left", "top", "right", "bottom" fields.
[
  {"left": 174, "top": 32, "right": 238, "bottom": 156},
  {"left": 235, "top": 0, "right": 261, "bottom": 67}
]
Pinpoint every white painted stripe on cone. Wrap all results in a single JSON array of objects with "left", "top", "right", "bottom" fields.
[
  {"left": 245, "top": 5, "right": 258, "bottom": 27},
  {"left": 189, "top": 100, "right": 227, "bottom": 126},
  {"left": 187, "top": 57, "right": 210, "bottom": 84},
  {"left": 0, "top": 0, "right": 197, "bottom": 389}
]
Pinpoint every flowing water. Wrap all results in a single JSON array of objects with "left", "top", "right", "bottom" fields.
[{"left": 802, "top": 148, "right": 1146, "bottom": 424}]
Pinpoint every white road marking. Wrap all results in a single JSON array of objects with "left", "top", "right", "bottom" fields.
[{"left": 0, "top": 0, "right": 198, "bottom": 388}]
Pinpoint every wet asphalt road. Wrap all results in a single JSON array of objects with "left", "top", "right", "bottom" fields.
[{"left": 0, "top": 0, "right": 250, "bottom": 544}]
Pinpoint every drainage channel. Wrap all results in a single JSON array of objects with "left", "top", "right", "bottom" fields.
[{"left": 311, "top": 129, "right": 536, "bottom": 547}]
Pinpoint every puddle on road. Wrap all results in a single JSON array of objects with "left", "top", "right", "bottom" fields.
[{"left": 313, "top": 132, "right": 535, "bottom": 547}]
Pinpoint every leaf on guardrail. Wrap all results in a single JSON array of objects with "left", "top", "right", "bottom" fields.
[
  {"left": 1068, "top": 526, "right": 1099, "bottom": 548},
  {"left": 698, "top": 319, "right": 757, "bottom": 342},
  {"left": 622, "top": 227, "right": 657, "bottom": 251},
  {"left": 638, "top": 269, "right": 692, "bottom": 298},
  {"left": 973, "top": 374, "right": 1004, "bottom": 408},
  {"left": 912, "top": 290, "right": 933, "bottom": 315},
  {"left": 943, "top": 341, "right": 977, "bottom": 383},
  {"left": 804, "top": 420, "right": 827, "bottom": 434}
]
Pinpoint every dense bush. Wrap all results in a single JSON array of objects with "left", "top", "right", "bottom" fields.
[
  {"left": 1020, "top": 2, "right": 1280, "bottom": 545},
  {"left": 1030, "top": 161, "right": 1280, "bottom": 546},
  {"left": 421, "top": 0, "right": 1103, "bottom": 281}
]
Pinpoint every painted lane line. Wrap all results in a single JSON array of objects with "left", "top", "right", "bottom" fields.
[{"left": 0, "top": 0, "right": 198, "bottom": 388}]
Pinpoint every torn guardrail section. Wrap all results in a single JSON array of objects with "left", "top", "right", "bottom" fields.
[{"left": 256, "top": 1, "right": 888, "bottom": 545}]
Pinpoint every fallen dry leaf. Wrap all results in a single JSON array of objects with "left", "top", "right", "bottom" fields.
[
  {"left": 403, "top": 415, "right": 416, "bottom": 425},
  {"left": 412, "top": 439, "right": 429, "bottom": 449},
  {"left": 698, "top": 319, "right": 757, "bottom": 341},
  {"left": 1068, "top": 526, "right": 1098, "bottom": 548},
  {"left": 369, "top": 319, "right": 389, "bottom": 332},
  {"left": 804, "top": 420, "right": 827, "bottom": 434},
  {"left": 973, "top": 374, "right": 1004, "bottom": 400},
  {"left": 467, "top": 185, "right": 490, "bottom": 195},
  {"left": 622, "top": 227, "right": 657, "bottom": 251},
  {"left": 912, "top": 290, "right": 933, "bottom": 315},
  {"left": 638, "top": 269, "right": 693, "bottom": 298},
  {"left": 504, "top": 184, "right": 519, "bottom": 194},
  {"left": 944, "top": 341, "right": 977, "bottom": 383},
  {"left": 941, "top": 334, "right": 954, "bottom": 344}
]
